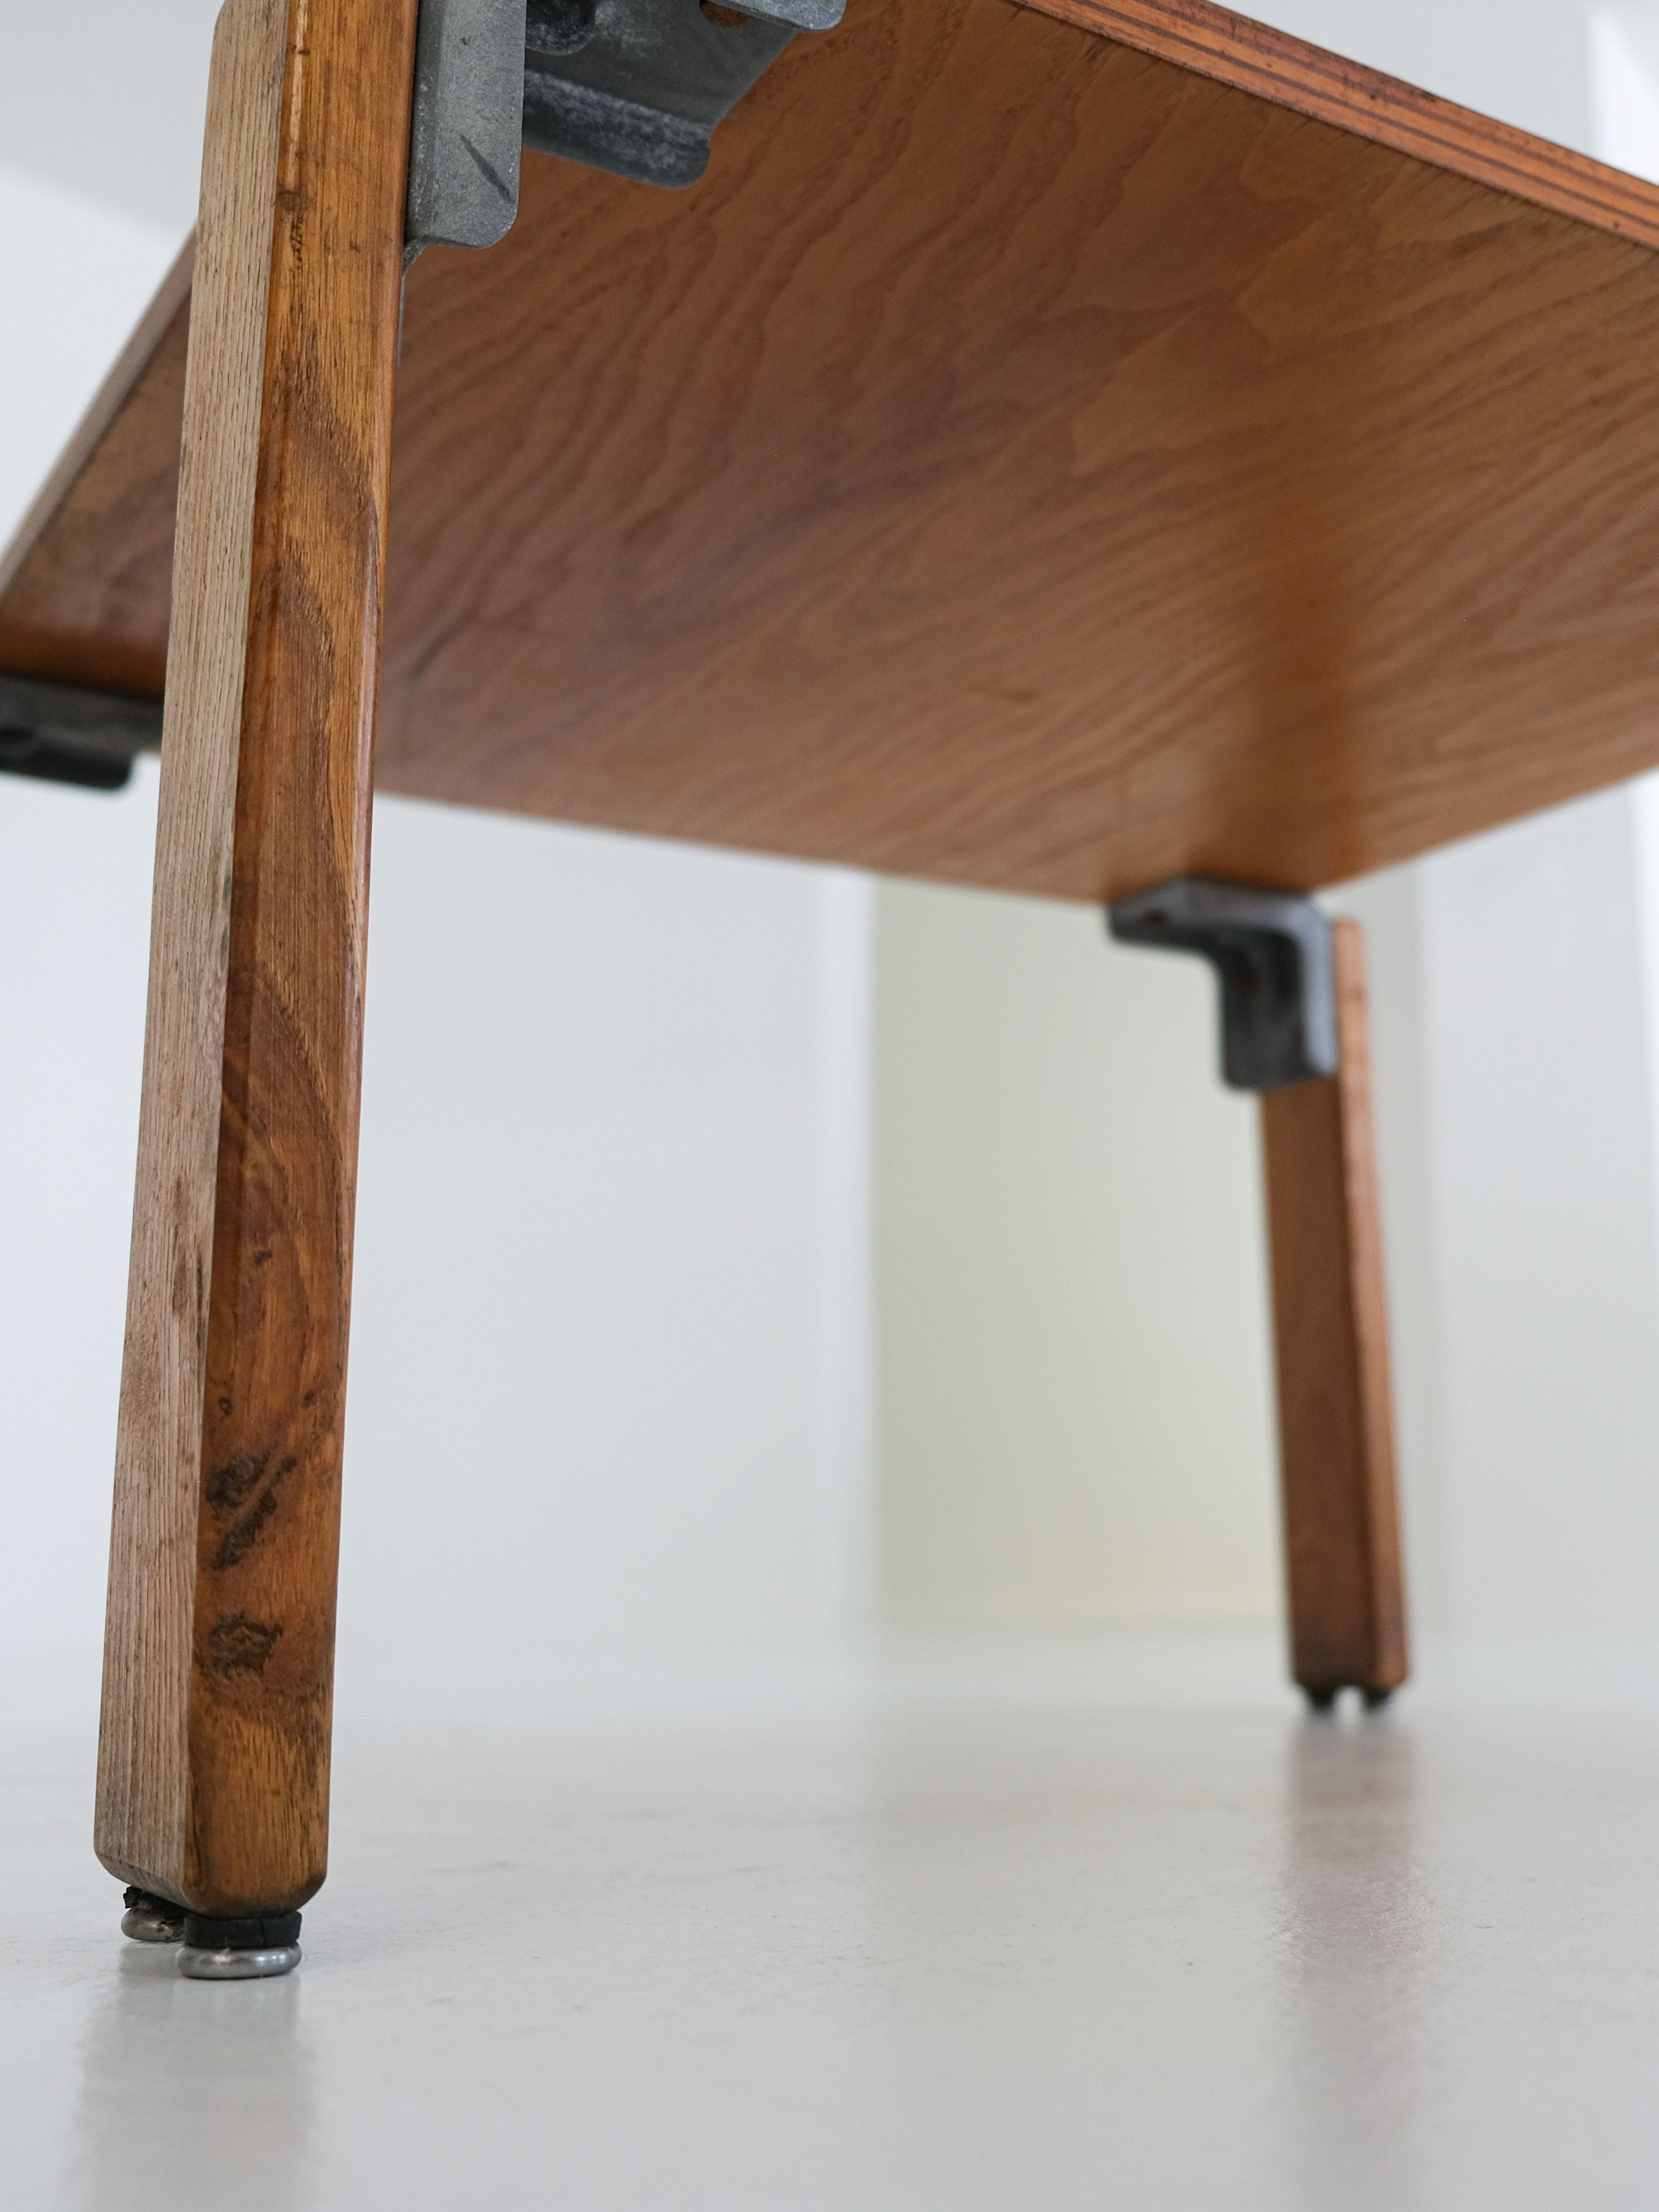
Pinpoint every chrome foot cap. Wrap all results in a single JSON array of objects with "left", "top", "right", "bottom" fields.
[
  {"left": 176, "top": 1908, "right": 303, "bottom": 1982},
  {"left": 179, "top": 1942, "right": 301, "bottom": 1980},
  {"left": 121, "top": 1887, "right": 185, "bottom": 1944}
]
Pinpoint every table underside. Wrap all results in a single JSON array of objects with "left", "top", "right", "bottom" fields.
[{"left": 5, "top": 0, "right": 1659, "bottom": 901}]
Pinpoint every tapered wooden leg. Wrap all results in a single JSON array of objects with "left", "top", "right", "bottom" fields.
[
  {"left": 96, "top": 0, "right": 419, "bottom": 1920},
  {"left": 1260, "top": 919, "right": 1408, "bottom": 1705}
]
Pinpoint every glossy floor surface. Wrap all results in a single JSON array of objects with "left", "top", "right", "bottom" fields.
[{"left": 7, "top": 1672, "right": 1659, "bottom": 2208}]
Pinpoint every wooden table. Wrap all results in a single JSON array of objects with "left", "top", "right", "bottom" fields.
[{"left": 7, "top": 0, "right": 1656, "bottom": 1964}]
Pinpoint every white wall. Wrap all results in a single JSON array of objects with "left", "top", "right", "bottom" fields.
[
  {"left": 0, "top": 767, "right": 157, "bottom": 1677},
  {"left": 342, "top": 813, "right": 873, "bottom": 1716},
  {"left": 0, "top": 158, "right": 183, "bottom": 1705},
  {"left": 1331, "top": 800, "right": 1659, "bottom": 1648},
  {"left": 1419, "top": 800, "right": 1659, "bottom": 1641},
  {"left": 1249, "top": 0, "right": 1594, "bottom": 152},
  {"left": 0, "top": 0, "right": 221, "bottom": 233},
  {"left": 876, "top": 884, "right": 1280, "bottom": 1629}
]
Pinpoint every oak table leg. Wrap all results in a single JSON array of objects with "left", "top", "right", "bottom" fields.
[
  {"left": 95, "top": 0, "right": 419, "bottom": 1967},
  {"left": 1259, "top": 919, "right": 1408, "bottom": 1706}
]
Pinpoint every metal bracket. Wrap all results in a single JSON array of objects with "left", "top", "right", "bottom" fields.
[
  {"left": 523, "top": 0, "right": 835, "bottom": 190},
  {"left": 407, "top": 0, "right": 529, "bottom": 253},
  {"left": 0, "top": 674, "right": 161, "bottom": 793},
  {"left": 1108, "top": 878, "right": 1338, "bottom": 1093},
  {"left": 408, "top": 0, "right": 844, "bottom": 251}
]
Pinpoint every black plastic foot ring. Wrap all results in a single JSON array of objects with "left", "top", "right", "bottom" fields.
[{"left": 177, "top": 1910, "right": 303, "bottom": 1982}]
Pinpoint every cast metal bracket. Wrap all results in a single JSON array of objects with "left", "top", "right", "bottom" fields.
[
  {"left": 407, "top": 0, "right": 844, "bottom": 254},
  {"left": 407, "top": 0, "right": 530, "bottom": 253},
  {"left": 0, "top": 673, "right": 161, "bottom": 792},
  {"left": 1108, "top": 878, "right": 1338, "bottom": 1093},
  {"left": 523, "top": 0, "right": 837, "bottom": 189}
]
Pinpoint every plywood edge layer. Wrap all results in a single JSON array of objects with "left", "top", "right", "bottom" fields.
[
  {"left": 0, "top": 237, "right": 195, "bottom": 611},
  {"left": 94, "top": 0, "right": 289, "bottom": 1902},
  {"left": 1019, "top": 0, "right": 1659, "bottom": 254}
]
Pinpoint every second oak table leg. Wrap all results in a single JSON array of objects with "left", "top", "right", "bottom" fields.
[{"left": 1260, "top": 918, "right": 1409, "bottom": 1706}]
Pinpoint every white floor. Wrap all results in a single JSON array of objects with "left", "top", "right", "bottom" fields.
[{"left": 8, "top": 1644, "right": 1659, "bottom": 2209}]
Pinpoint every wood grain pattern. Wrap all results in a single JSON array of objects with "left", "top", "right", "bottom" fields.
[
  {"left": 94, "top": 0, "right": 289, "bottom": 1911},
  {"left": 1260, "top": 920, "right": 1407, "bottom": 1700},
  {"left": 12, "top": 0, "right": 1659, "bottom": 903},
  {"left": 96, "top": 0, "right": 418, "bottom": 1914}
]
